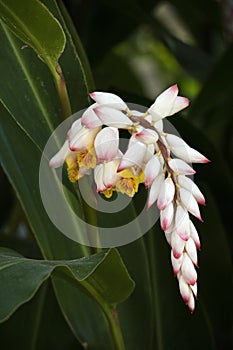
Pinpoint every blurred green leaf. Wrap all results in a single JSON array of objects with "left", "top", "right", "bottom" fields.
[
  {"left": 168, "top": 0, "right": 223, "bottom": 48},
  {"left": 0, "top": 0, "right": 65, "bottom": 73},
  {"left": 190, "top": 43, "right": 233, "bottom": 123},
  {"left": 0, "top": 247, "right": 134, "bottom": 323}
]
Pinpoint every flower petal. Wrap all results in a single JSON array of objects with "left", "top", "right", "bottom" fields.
[
  {"left": 94, "top": 164, "right": 105, "bottom": 192},
  {"left": 187, "top": 292, "right": 195, "bottom": 313},
  {"left": 175, "top": 205, "right": 190, "bottom": 240},
  {"left": 67, "top": 118, "right": 82, "bottom": 140},
  {"left": 180, "top": 188, "right": 203, "bottom": 221},
  {"left": 189, "top": 220, "right": 201, "bottom": 250},
  {"left": 153, "top": 119, "right": 163, "bottom": 133},
  {"left": 181, "top": 253, "right": 197, "bottom": 285},
  {"left": 94, "top": 106, "right": 133, "bottom": 128},
  {"left": 185, "top": 238, "right": 198, "bottom": 266},
  {"left": 171, "top": 231, "right": 185, "bottom": 258},
  {"left": 160, "top": 202, "right": 174, "bottom": 230},
  {"left": 81, "top": 104, "right": 102, "bottom": 129},
  {"left": 147, "top": 173, "right": 165, "bottom": 208},
  {"left": 49, "top": 140, "right": 70, "bottom": 168},
  {"left": 169, "top": 96, "right": 189, "bottom": 115},
  {"left": 90, "top": 91, "right": 127, "bottom": 110},
  {"left": 157, "top": 177, "right": 175, "bottom": 210},
  {"left": 178, "top": 175, "right": 205, "bottom": 205},
  {"left": 118, "top": 141, "right": 147, "bottom": 171},
  {"left": 148, "top": 84, "right": 178, "bottom": 121},
  {"left": 135, "top": 128, "right": 158, "bottom": 144},
  {"left": 168, "top": 158, "right": 195, "bottom": 175},
  {"left": 144, "top": 155, "right": 162, "bottom": 188},
  {"left": 94, "top": 127, "right": 119, "bottom": 162},
  {"left": 69, "top": 126, "right": 100, "bottom": 151},
  {"left": 178, "top": 275, "right": 191, "bottom": 303},
  {"left": 103, "top": 159, "right": 121, "bottom": 188},
  {"left": 171, "top": 252, "right": 183, "bottom": 275}
]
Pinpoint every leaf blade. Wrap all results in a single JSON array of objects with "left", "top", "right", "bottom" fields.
[
  {"left": 0, "top": 247, "right": 134, "bottom": 323},
  {"left": 0, "top": 0, "right": 66, "bottom": 70}
]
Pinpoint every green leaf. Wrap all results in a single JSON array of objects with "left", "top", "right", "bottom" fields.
[
  {"left": 0, "top": 247, "right": 134, "bottom": 323},
  {"left": 0, "top": 0, "right": 65, "bottom": 73},
  {"left": 189, "top": 44, "right": 233, "bottom": 123},
  {"left": 0, "top": 281, "right": 81, "bottom": 350}
]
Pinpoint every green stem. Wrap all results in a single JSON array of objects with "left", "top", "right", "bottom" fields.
[
  {"left": 74, "top": 179, "right": 102, "bottom": 253},
  {"left": 51, "top": 63, "right": 72, "bottom": 119},
  {"left": 81, "top": 280, "right": 126, "bottom": 350},
  {"left": 54, "top": 270, "right": 126, "bottom": 349},
  {"left": 104, "top": 305, "right": 126, "bottom": 350}
]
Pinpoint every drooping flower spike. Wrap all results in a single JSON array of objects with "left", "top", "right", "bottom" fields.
[{"left": 50, "top": 86, "right": 210, "bottom": 312}]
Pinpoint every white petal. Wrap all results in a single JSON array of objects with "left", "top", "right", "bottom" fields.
[
  {"left": 147, "top": 173, "right": 165, "bottom": 208},
  {"left": 189, "top": 221, "right": 201, "bottom": 250},
  {"left": 67, "top": 118, "right": 82, "bottom": 140},
  {"left": 118, "top": 142, "right": 147, "bottom": 171},
  {"left": 103, "top": 159, "right": 121, "bottom": 188},
  {"left": 69, "top": 126, "right": 100, "bottom": 151},
  {"left": 143, "top": 144, "right": 155, "bottom": 165},
  {"left": 191, "top": 282, "right": 197, "bottom": 298},
  {"left": 148, "top": 84, "right": 178, "bottom": 121},
  {"left": 94, "top": 106, "right": 133, "bottom": 128},
  {"left": 144, "top": 155, "right": 162, "bottom": 187},
  {"left": 164, "top": 230, "right": 172, "bottom": 245},
  {"left": 49, "top": 140, "right": 70, "bottom": 168},
  {"left": 175, "top": 205, "right": 190, "bottom": 240},
  {"left": 185, "top": 238, "right": 198, "bottom": 266},
  {"left": 178, "top": 175, "right": 205, "bottom": 205},
  {"left": 94, "top": 127, "right": 119, "bottom": 162},
  {"left": 168, "top": 158, "right": 195, "bottom": 175},
  {"left": 179, "top": 188, "right": 203, "bottom": 221},
  {"left": 171, "top": 252, "right": 183, "bottom": 275},
  {"left": 160, "top": 202, "right": 174, "bottom": 231},
  {"left": 171, "top": 231, "right": 185, "bottom": 258},
  {"left": 166, "top": 133, "right": 187, "bottom": 148},
  {"left": 157, "top": 177, "right": 175, "bottom": 210},
  {"left": 169, "top": 96, "right": 189, "bottom": 115},
  {"left": 180, "top": 147, "right": 210, "bottom": 164},
  {"left": 94, "top": 164, "right": 105, "bottom": 192},
  {"left": 166, "top": 133, "right": 209, "bottom": 163},
  {"left": 81, "top": 104, "right": 102, "bottom": 129},
  {"left": 90, "top": 91, "right": 127, "bottom": 110},
  {"left": 187, "top": 292, "right": 195, "bottom": 313},
  {"left": 169, "top": 138, "right": 209, "bottom": 163},
  {"left": 135, "top": 128, "right": 158, "bottom": 144},
  {"left": 144, "top": 114, "right": 153, "bottom": 124},
  {"left": 153, "top": 119, "right": 163, "bottom": 133},
  {"left": 181, "top": 253, "right": 197, "bottom": 285},
  {"left": 178, "top": 275, "right": 191, "bottom": 303}
]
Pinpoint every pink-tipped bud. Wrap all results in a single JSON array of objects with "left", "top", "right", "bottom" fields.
[
  {"left": 171, "top": 231, "right": 185, "bottom": 259},
  {"left": 169, "top": 158, "right": 196, "bottom": 175},
  {"left": 160, "top": 202, "right": 174, "bottom": 230},
  {"left": 181, "top": 253, "right": 197, "bottom": 286},
  {"left": 157, "top": 177, "right": 175, "bottom": 210}
]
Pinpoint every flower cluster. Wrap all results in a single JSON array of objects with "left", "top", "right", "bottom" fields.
[{"left": 50, "top": 84, "right": 210, "bottom": 312}]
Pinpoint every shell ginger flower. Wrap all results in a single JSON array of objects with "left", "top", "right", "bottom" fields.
[{"left": 50, "top": 84, "right": 210, "bottom": 312}]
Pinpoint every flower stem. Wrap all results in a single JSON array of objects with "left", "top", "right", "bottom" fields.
[
  {"left": 82, "top": 279, "right": 126, "bottom": 350},
  {"left": 52, "top": 63, "right": 72, "bottom": 119},
  {"left": 106, "top": 306, "right": 126, "bottom": 350}
]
